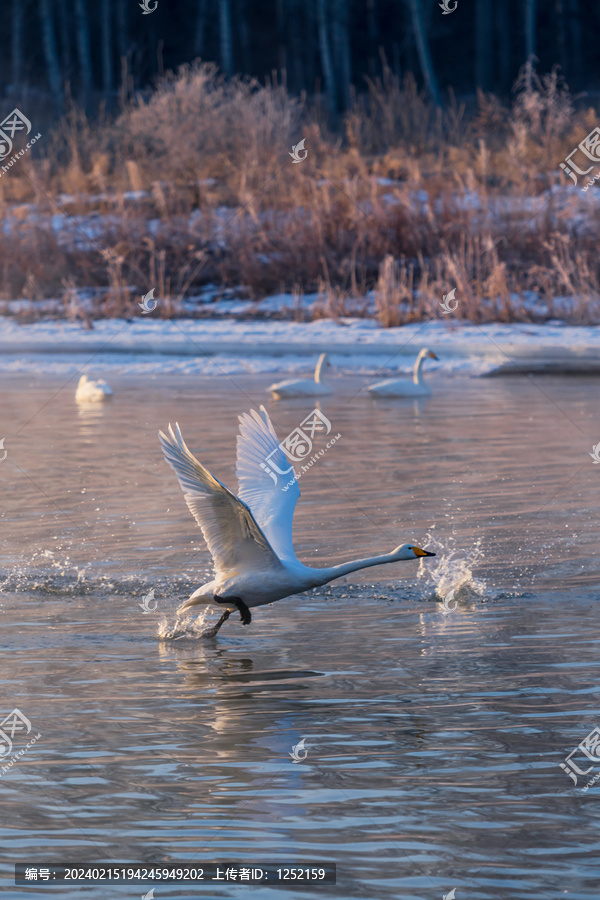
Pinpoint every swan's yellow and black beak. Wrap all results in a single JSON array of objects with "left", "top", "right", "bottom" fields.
[
  {"left": 411, "top": 545, "right": 436, "bottom": 557},
  {"left": 428, "top": 351, "right": 439, "bottom": 360}
]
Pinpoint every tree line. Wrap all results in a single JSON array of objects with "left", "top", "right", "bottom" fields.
[{"left": 3, "top": 0, "right": 595, "bottom": 119}]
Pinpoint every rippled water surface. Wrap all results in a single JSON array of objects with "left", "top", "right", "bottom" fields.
[{"left": 1, "top": 371, "right": 600, "bottom": 899}]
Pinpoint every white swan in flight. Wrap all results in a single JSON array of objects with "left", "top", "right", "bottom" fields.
[
  {"left": 368, "top": 348, "right": 438, "bottom": 397},
  {"left": 159, "top": 406, "right": 435, "bottom": 635},
  {"left": 75, "top": 374, "right": 113, "bottom": 403},
  {"left": 268, "top": 353, "right": 332, "bottom": 398}
]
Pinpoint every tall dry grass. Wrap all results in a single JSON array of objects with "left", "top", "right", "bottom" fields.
[{"left": 0, "top": 60, "right": 599, "bottom": 324}]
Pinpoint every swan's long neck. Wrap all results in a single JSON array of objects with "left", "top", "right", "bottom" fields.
[
  {"left": 308, "top": 552, "right": 401, "bottom": 586},
  {"left": 412, "top": 351, "right": 427, "bottom": 385},
  {"left": 314, "top": 354, "right": 327, "bottom": 384}
]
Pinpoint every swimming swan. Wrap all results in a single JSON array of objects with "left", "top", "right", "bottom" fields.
[
  {"left": 159, "top": 406, "right": 435, "bottom": 635},
  {"left": 368, "top": 348, "right": 438, "bottom": 397},
  {"left": 75, "top": 374, "right": 113, "bottom": 403},
  {"left": 268, "top": 353, "right": 332, "bottom": 398}
]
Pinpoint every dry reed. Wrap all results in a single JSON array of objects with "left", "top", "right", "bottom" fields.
[{"left": 0, "top": 60, "right": 598, "bottom": 325}]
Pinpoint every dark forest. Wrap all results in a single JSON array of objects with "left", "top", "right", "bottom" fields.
[{"left": 2, "top": 0, "right": 596, "bottom": 119}]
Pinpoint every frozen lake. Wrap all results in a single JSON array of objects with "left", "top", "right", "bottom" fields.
[{"left": 1, "top": 371, "right": 599, "bottom": 899}]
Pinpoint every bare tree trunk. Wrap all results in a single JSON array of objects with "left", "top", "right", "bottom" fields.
[
  {"left": 475, "top": 0, "right": 493, "bottom": 90},
  {"left": 568, "top": 0, "right": 582, "bottom": 82},
  {"left": 407, "top": 0, "right": 440, "bottom": 105},
  {"left": 58, "top": 0, "right": 73, "bottom": 79},
  {"left": 194, "top": 0, "right": 206, "bottom": 57},
  {"left": 289, "top": 0, "right": 305, "bottom": 94},
  {"left": 554, "top": 0, "right": 567, "bottom": 74},
  {"left": 276, "top": 0, "right": 287, "bottom": 75},
  {"left": 237, "top": 0, "right": 250, "bottom": 72},
  {"left": 305, "top": 0, "right": 316, "bottom": 95},
  {"left": 39, "top": 0, "right": 63, "bottom": 113},
  {"left": 74, "top": 0, "right": 93, "bottom": 109},
  {"left": 12, "top": 0, "right": 24, "bottom": 91},
  {"left": 366, "top": 0, "right": 378, "bottom": 77},
  {"left": 219, "top": 0, "right": 234, "bottom": 75},
  {"left": 332, "top": 0, "right": 351, "bottom": 110},
  {"left": 317, "top": 0, "right": 337, "bottom": 112},
  {"left": 147, "top": 17, "right": 158, "bottom": 78},
  {"left": 496, "top": 0, "right": 511, "bottom": 93},
  {"left": 116, "top": 0, "right": 128, "bottom": 65},
  {"left": 101, "top": 0, "right": 113, "bottom": 106},
  {"left": 524, "top": 0, "right": 536, "bottom": 59}
]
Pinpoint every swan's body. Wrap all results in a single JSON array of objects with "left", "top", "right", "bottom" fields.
[
  {"left": 268, "top": 353, "right": 332, "bottom": 398},
  {"left": 368, "top": 348, "right": 438, "bottom": 397},
  {"left": 75, "top": 374, "right": 113, "bottom": 403},
  {"left": 159, "top": 406, "right": 434, "bottom": 632}
]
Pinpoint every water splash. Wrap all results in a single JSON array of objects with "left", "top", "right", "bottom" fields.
[
  {"left": 0, "top": 548, "right": 94, "bottom": 595},
  {"left": 0, "top": 549, "right": 209, "bottom": 601},
  {"left": 157, "top": 608, "right": 214, "bottom": 640},
  {"left": 417, "top": 533, "right": 487, "bottom": 603}
]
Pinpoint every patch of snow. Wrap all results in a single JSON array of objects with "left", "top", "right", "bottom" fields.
[{"left": 1, "top": 316, "right": 600, "bottom": 377}]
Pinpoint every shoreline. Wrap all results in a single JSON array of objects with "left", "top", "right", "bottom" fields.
[{"left": 2, "top": 317, "right": 600, "bottom": 376}]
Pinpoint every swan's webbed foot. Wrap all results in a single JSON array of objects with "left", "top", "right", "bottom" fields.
[
  {"left": 201, "top": 608, "right": 230, "bottom": 638},
  {"left": 214, "top": 595, "right": 252, "bottom": 625}
]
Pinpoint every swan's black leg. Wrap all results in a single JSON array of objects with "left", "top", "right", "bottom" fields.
[
  {"left": 232, "top": 598, "right": 252, "bottom": 625},
  {"left": 214, "top": 594, "right": 252, "bottom": 625},
  {"left": 202, "top": 608, "right": 230, "bottom": 638}
]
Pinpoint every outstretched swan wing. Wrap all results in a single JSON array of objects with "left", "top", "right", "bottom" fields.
[
  {"left": 236, "top": 406, "right": 300, "bottom": 562},
  {"left": 159, "top": 423, "right": 281, "bottom": 577}
]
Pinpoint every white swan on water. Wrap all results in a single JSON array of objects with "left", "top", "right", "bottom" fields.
[
  {"left": 268, "top": 353, "right": 332, "bottom": 398},
  {"left": 368, "top": 348, "right": 438, "bottom": 397},
  {"left": 159, "top": 406, "right": 435, "bottom": 635},
  {"left": 75, "top": 374, "right": 113, "bottom": 403}
]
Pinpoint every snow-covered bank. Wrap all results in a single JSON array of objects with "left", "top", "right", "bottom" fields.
[{"left": 1, "top": 317, "right": 600, "bottom": 377}]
